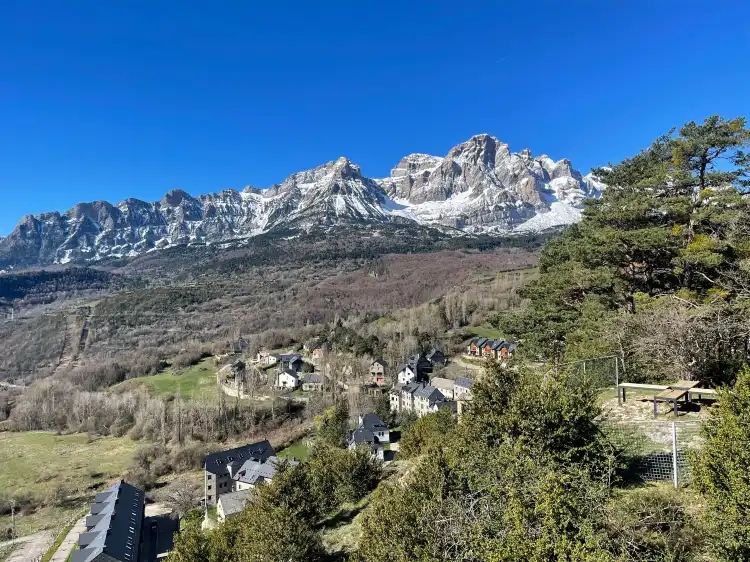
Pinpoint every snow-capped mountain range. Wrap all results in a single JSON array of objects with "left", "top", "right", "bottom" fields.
[{"left": 0, "top": 134, "right": 603, "bottom": 268}]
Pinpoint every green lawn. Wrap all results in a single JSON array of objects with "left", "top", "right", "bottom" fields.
[
  {"left": 468, "top": 326, "right": 505, "bottom": 340},
  {"left": 111, "top": 358, "right": 218, "bottom": 400},
  {"left": 0, "top": 432, "right": 137, "bottom": 536},
  {"left": 278, "top": 439, "right": 311, "bottom": 461}
]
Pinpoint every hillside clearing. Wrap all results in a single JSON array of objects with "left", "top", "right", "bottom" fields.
[
  {"left": 111, "top": 358, "right": 219, "bottom": 400},
  {"left": 468, "top": 326, "right": 505, "bottom": 340}
]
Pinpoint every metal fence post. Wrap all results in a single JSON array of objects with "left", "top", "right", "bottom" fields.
[
  {"left": 671, "top": 421, "right": 678, "bottom": 488},
  {"left": 615, "top": 357, "right": 621, "bottom": 406}
]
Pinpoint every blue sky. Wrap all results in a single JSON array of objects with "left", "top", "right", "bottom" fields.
[{"left": 1, "top": 1, "right": 748, "bottom": 235}]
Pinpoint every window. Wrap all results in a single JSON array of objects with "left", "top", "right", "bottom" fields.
[{"left": 208, "top": 485, "right": 212, "bottom": 490}]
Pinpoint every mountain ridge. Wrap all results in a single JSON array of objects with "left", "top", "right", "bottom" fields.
[{"left": 0, "top": 134, "right": 603, "bottom": 269}]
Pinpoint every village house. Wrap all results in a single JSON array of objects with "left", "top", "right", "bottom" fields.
[
  {"left": 396, "top": 354, "right": 432, "bottom": 385},
  {"left": 426, "top": 348, "right": 447, "bottom": 366},
  {"left": 231, "top": 337, "right": 249, "bottom": 355},
  {"left": 390, "top": 382, "right": 418, "bottom": 413},
  {"left": 255, "top": 351, "right": 279, "bottom": 366},
  {"left": 204, "top": 440, "right": 276, "bottom": 506},
  {"left": 274, "top": 369, "right": 300, "bottom": 390},
  {"left": 71, "top": 480, "right": 178, "bottom": 562},
  {"left": 359, "top": 413, "right": 390, "bottom": 443},
  {"left": 396, "top": 364, "right": 418, "bottom": 385},
  {"left": 278, "top": 354, "right": 304, "bottom": 371},
  {"left": 454, "top": 377, "right": 473, "bottom": 399},
  {"left": 217, "top": 489, "right": 250, "bottom": 522},
  {"left": 410, "top": 353, "right": 433, "bottom": 375},
  {"left": 301, "top": 372, "right": 324, "bottom": 391},
  {"left": 370, "top": 359, "right": 388, "bottom": 386},
  {"left": 311, "top": 343, "right": 330, "bottom": 361},
  {"left": 414, "top": 385, "right": 447, "bottom": 417},
  {"left": 303, "top": 339, "right": 321, "bottom": 352},
  {"left": 429, "top": 377, "right": 455, "bottom": 400},
  {"left": 347, "top": 413, "right": 390, "bottom": 460}
]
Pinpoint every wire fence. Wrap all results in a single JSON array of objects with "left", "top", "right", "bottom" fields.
[
  {"left": 562, "top": 355, "right": 621, "bottom": 390},
  {"left": 601, "top": 419, "right": 703, "bottom": 487}
]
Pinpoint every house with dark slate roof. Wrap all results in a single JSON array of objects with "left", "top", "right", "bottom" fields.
[
  {"left": 348, "top": 413, "right": 390, "bottom": 460},
  {"left": 274, "top": 368, "right": 300, "bottom": 389},
  {"left": 217, "top": 489, "right": 251, "bottom": 521},
  {"left": 301, "top": 372, "right": 323, "bottom": 391},
  {"left": 414, "top": 384, "right": 446, "bottom": 417},
  {"left": 204, "top": 440, "right": 275, "bottom": 506},
  {"left": 278, "top": 354, "right": 304, "bottom": 371},
  {"left": 454, "top": 377, "right": 473, "bottom": 399},
  {"left": 72, "top": 480, "right": 177, "bottom": 562},
  {"left": 426, "top": 348, "right": 446, "bottom": 366},
  {"left": 359, "top": 413, "right": 390, "bottom": 444}
]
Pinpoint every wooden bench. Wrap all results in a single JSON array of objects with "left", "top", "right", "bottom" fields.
[
  {"left": 653, "top": 389, "right": 687, "bottom": 418},
  {"left": 617, "top": 383, "right": 669, "bottom": 405},
  {"left": 687, "top": 387, "right": 718, "bottom": 401}
]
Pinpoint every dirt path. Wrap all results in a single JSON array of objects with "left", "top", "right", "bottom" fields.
[
  {"left": 2, "top": 530, "right": 54, "bottom": 562},
  {"left": 48, "top": 516, "right": 87, "bottom": 562}
]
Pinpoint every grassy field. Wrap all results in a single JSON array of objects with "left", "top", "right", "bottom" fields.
[
  {"left": 278, "top": 439, "right": 311, "bottom": 461},
  {"left": 111, "top": 358, "right": 219, "bottom": 400},
  {"left": 468, "top": 326, "right": 505, "bottom": 340},
  {"left": 0, "top": 432, "right": 137, "bottom": 536}
]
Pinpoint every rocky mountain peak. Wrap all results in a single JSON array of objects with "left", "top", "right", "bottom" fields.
[
  {"left": 160, "top": 189, "right": 196, "bottom": 207},
  {"left": 0, "top": 134, "right": 603, "bottom": 268}
]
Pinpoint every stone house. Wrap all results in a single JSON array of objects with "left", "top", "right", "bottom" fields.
[
  {"left": 311, "top": 344, "right": 329, "bottom": 361},
  {"left": 203, "top": 440, "right": 275, "bottom": 506},
  {"left": 370, "top": 359, "right": 388, "bottom": 386}
]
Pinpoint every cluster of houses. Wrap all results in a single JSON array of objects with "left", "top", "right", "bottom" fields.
[
  {"left": 387, "top": 350, "right": 474, "bottom": 418},
  {"left": 71, "top": 480, "right": 178, "bottom": 562},
  {"left": 466, "top": 337, "right": 517, "bottom": 361},
  {"left": 204, "top": 440, "right": 298, "bottom": 521}
]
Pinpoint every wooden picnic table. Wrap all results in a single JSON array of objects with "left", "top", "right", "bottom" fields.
[
  {"left": 670, "top": 380, "right": 701, "bottom": 391},
  {"left": 617, "top": 383, "right": 669, "bottom": 405},
  {"left": 654, "top": 388, "right": 687, "bottom": 418}
]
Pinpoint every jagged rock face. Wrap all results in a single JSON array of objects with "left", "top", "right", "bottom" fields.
[
  {"left": 0, "top": 135, "right": 603, "bottom": 269},
  {"left": 377, "top": 134, "right": 602, "bottom": 232}
]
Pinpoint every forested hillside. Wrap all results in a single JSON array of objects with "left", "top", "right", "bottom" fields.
[{"left": 501, "top": 116, "right": 750, "bottom": 386}]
